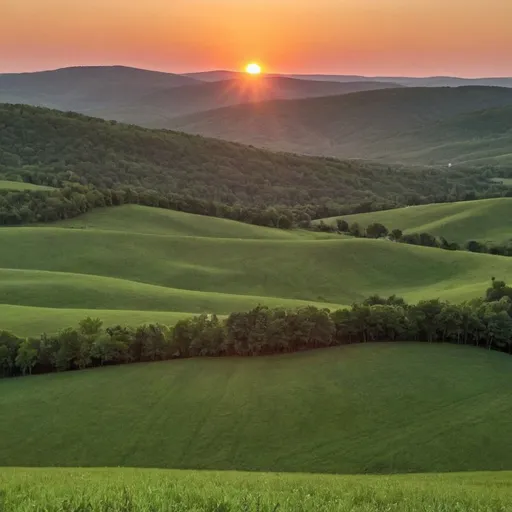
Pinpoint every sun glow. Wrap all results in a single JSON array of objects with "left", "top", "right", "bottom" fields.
[{"left": 245, "top": 63, "right": 262, "bottom": 75}]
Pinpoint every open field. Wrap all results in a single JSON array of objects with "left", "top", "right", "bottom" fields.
[
  {"left": 1, "top": 467, "right": 512, "bottom": 512},
  {"left": 1, "top": 205, "right": 512, "bottom": 335},
  {"left": 318, "top": 198, "right": 512, "bottom": 244},
  {"left": 2, "top": 343, "right": 512, "bottom": 474},
  {"left": 0, "top": 180, "right": 53, "bottom": 191}
]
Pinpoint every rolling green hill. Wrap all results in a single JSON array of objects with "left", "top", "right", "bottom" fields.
[
  {"left": 170, "top": 86, "right": 512, "bottom": 165},
  {"left": 55, "top": 204, "right": 336, "bottom": 239},
  {"left": 2, "top": 343, "right": 512, "bottom": 474},
  {"left": 0, "top": 205, "right": 512, "bottom": 335},
  {"left": 318, "top": 198, "right": 512, "bottom": 244}
]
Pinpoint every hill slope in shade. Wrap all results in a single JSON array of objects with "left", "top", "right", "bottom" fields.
[
  {"left": 1, "top": 205, "right": 512, "bottom": 335},
  {"left": 170, "top": 86, "right": 512, "bottom": 165},
  {"left": 0, "top": 66, "right": 199, "bottom": 113},
  {"left": 318, "top": 198, "right": 512, "bottom": 244},
  {"left": 114, "top": 77, "right": 402, "bottom": 126},
  {"left": 2, "top": 344, "right": 512, "bottom": 474},
  {"left": 0, "top": 67, "right": 400, "bottom": 122}
]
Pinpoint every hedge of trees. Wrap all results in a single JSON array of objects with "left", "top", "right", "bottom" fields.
[
  {"left": 2, "top": 280, "right": 512, "bottom": 379},
  {"left": 316, "top": 219, "right": 512, "bottom": 257}
]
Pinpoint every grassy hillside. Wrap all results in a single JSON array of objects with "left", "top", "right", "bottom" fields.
[
  {"left": 2, "top": 468, "right": 512, "bottom": 511},
  {"left": 170, "top": 86, "right": 512, "bottom": 165},
  {"left": 1, "top": 204, "right": 512, "bottom": 335},
  {"left": 2, "top": 343, "right": 512, "bottom": 474},
  {"left": 318, "top": 198, "right": 512, "bottom": 244},
  {"left": 1, "top": 103, "right": 496, "bottom": 209},
  {"left": 0, "top": 180, "right": 53, "bottom": 191}
]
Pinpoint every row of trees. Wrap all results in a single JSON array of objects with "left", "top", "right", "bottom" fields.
[
  {"left": 2, "top": 280, "right": 512, "bottom": 379},
  {"left": 0, "top": 184, "right": 298, "bottom": 229},
  {"left": 3, "top": 179, "right": 512, "bottom": 234},
  {"left": 317, "top": 219, "right": 512, "bottom": 256}
]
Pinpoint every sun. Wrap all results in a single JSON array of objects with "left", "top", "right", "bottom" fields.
[{"left": 245, "top": 63, "right": 262, "bottom": 75}]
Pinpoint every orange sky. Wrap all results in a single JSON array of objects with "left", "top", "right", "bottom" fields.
[{"left": 2, "top": 0, "right": 512, "bottom": 76}]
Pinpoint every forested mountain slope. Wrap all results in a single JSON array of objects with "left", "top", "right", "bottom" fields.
[
  {"left": 170, "top": 86, "right": 512, "bottom": 165},
  {"left": 1, "top": 104, "right": 498, "bottom": 210}
]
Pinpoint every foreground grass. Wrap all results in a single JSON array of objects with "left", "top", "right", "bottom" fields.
[
  {"left": 1, "top": 467, "right": 512, "bottom": 511},
  {"left": 2, "top": 344, "right": 512, "bottom": 474},
  {"left": 318, "top": 198, "right": 512, "bottom": 244}
]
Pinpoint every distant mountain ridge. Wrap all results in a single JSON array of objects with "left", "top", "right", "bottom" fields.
[
  {"left": 0, "top": 66, "right": 200, "bottom": 112},
  {"left": 0, "top": 66, "right": 401, "bottom": 123},
  {"left": 187, "top": 70, "right": 512, "bottom": 88}
]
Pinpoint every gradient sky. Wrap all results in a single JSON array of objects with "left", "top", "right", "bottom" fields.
[{"left": 2, "top": 0, "right": 512, "bottom": 76}]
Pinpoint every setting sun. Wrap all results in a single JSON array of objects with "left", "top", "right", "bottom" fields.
[{"left": 245, "top": 63, "right": 262, "bottom": 75}]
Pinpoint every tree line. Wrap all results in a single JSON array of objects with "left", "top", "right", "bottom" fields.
[
  {"left": 316, "top": 219, "right": 512, "bottom": 256},
  {"left": 2, "top": 280, "right": 512, "bottom": 379},
  {"left": 2, "top": 179, "right": 512, "bottom": 232}
]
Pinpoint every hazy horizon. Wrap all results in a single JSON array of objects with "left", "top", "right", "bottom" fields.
[
  {"left": 2, "top": 0, "right": 512, "bottom": 77},
  {"left": 1, "top": 64, "right": 511, "bottom": 80}
]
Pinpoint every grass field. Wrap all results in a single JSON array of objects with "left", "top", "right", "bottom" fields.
[
  {"left": 0, "top": 180, "right": 53, "bottom": 191},
  {"left": 2, "top": 343, "right": 512, "bottom": 474},
  {"left": 1, "top": 467, "right": 512, "bottom": 511},
  {"left": 318, "top": 198, "right": 512, "bottom": 244},
  {"left": 0, "top": 204, "right": 511, "bottom": 335}
]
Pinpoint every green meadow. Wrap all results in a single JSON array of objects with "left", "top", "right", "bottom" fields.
[{"left": 0, "top": 204, "right": 511, "bottom": 335}]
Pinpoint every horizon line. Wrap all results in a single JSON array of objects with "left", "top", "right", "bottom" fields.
[{"left": 1, "top": 64, "right": 512, "bottom": 81}]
